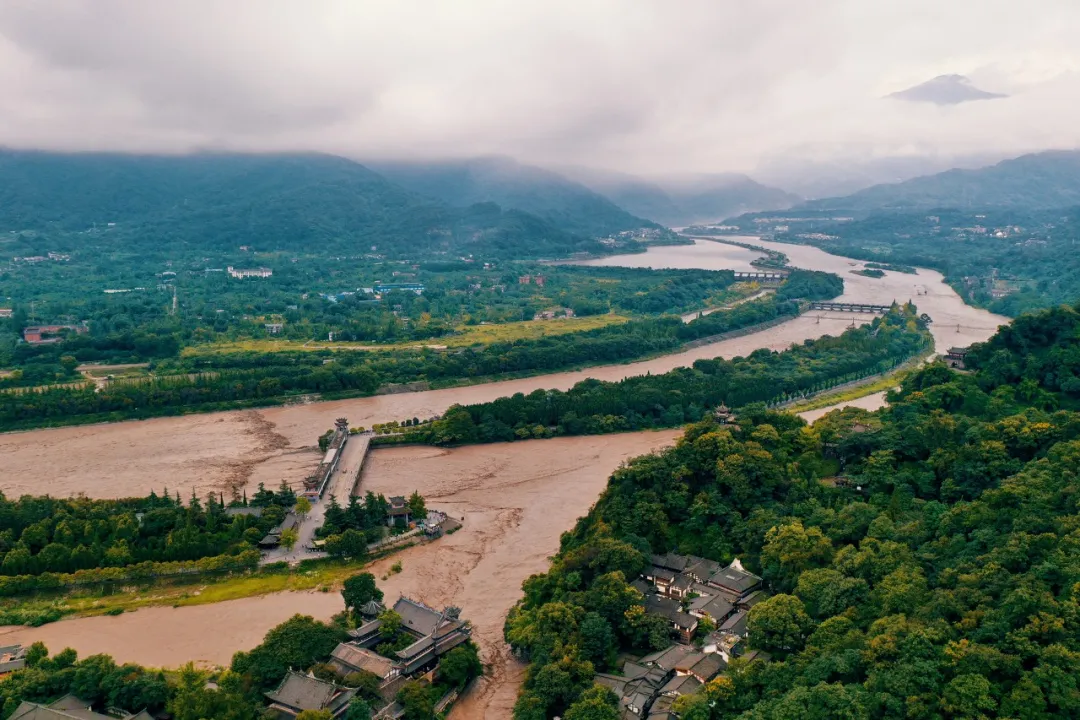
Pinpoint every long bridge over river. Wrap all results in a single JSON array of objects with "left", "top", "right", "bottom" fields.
[{"left": 808, "top": 301, "right": 893, "bottom": 314}]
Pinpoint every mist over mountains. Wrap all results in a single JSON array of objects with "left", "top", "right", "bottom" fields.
[{"left": 767, "top": 149, "right": 1080, "bottom": 218}]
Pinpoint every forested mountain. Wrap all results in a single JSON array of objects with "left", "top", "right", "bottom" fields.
[
  {"left": 788, "top": 150, "right": 1080, "bottom": 218},
  {"left": 561, "top": 166, "right": 799, "bottom": 226},
  {"left": 368, "top": 156, "right": 658, "bottom": 237},
  {"left": 753, "top": 153, "right": 1004, "bottom": 200},
  {"left": 506, "top": 302, "right": 1080, "bottom": 719},
  {"left": 0, "top": 150, "right": 604, "bottom": 259}
]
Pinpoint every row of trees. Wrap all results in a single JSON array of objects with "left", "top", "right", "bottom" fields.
[
  {"left": 0, "top": 491, "right": 282, "bottom": 580},
  {"left": 505, "top": 301, "right": 1080, "bottom": 719},
  {"left": 398, "top": 305, "right": 929, "bottom": 446},
  {"left": 0, "top": 271, "right": 843, "bottom": 431}
]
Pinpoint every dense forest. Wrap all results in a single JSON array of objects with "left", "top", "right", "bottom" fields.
[
  {"left": 504, "top": 301, "right": 1080, "bottom": 719},
  {"left": 0, "top": 270, "right": 842, "bottom": 431},
  {"left": 368, "top": 156, "right": 661, "bottom": 238},
  {"left": 0, "top": 150, "right": 635, "bottom": 261},
  {"left": 389, "top": 305, "right": 928, "bottom": 445}
]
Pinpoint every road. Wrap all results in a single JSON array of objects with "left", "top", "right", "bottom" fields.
[{"left": 260, "top": 433, "right": 372, "bottom": 565}]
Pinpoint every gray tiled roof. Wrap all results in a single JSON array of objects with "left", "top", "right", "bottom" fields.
[
  {"left": 719, "top": 609, "right": 748, "bottom": 636},
  {"left": 649, "top": 553, "right": 690, "bottom": 572},
  {"left": 707, "top": 563, "right": 761, "bottom": 595},
  {"left": 660, "top": 672, "right": 701, "bottom": 696},
  {"left": 9, "top": 695, "right": 149, "bottom": 720},
  {"left": 265, "top": 671, "right": 355, "bottom": 712},
  {"left": 330, "top": 643, "right": 395, "bottom": 679},
  {"left": 639, "top": 644, "right": 694, "bottom": 672},
  {"left": 393, "top": 596, "right": 442, "bottom": 636}
]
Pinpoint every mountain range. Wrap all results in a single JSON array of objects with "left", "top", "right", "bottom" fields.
[
  {"left": 368, "top": 156, "right": 657, "bottom": 238},
  {"left": 888, "top": 74, "right": 1008, "bottom": 106},
  {"left": 732, "top": 149, "right": 1080, "bottom": 221},
  {"left": 0, "top": 150, "right": 602, "bottom": 259},
  {"left": 557, "top": 166, "right": 800, "bottom": 226}
]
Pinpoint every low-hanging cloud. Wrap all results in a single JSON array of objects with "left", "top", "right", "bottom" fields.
[{"left": 0, "top": 0, "right": 1078, "bottom": 173}]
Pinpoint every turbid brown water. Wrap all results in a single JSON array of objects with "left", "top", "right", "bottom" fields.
[
  {"left": 0, "top": 238, "right": 1009, "bottom": 718},
  {"left": 0, "top": 242, "right": 1004, "bottom": 501},
  {"left": 0, "top": 432, "right": 680, "bottom": 718}
]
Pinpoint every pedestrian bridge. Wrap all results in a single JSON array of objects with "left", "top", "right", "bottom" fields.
[{"left": 808, "top": 302, "right": 893, "bottom": 313}]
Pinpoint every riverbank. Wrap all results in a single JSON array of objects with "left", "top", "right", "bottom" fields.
[
  {"left": 0, "top": 238, "right": 1009, "bottom": 719},
  {"left": 0, "top": 432, "right": 680, "bottom": 718}
]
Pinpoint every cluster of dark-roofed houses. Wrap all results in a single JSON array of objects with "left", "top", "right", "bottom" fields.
[
  {"left": 595, "top": 552, "right": 767, "bottom": 720},
  {"left": 264, "top": 595, "right": 472, "bottom": 720},
  {"left": 6, "top": 693, "right": 153, "bottom": 720},
  {"left": 2, "top": 598, "right": 470, "bottom": 720}
]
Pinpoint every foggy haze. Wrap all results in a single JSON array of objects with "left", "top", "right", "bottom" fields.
[{"left": 1, "top": 0, "right": 1078, "bottom": 175}]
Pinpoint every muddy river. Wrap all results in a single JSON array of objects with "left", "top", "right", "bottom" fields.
[
  {"left": 0, "top": 238, "right": 1009, "bottom": 718},
  {"left": 0, "top": 432, "right": 680, "bottom": 718}
]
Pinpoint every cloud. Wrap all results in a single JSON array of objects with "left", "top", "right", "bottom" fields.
[{"left": 0, "top": 0, "right": 1078, "bottom": 173}]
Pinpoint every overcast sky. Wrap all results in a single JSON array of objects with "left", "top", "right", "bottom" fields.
[{"left": 1, "top": 0, "right": 1078, "bottom": 174}]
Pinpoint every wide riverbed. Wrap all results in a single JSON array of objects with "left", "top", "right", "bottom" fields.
[{"left": 0, "top": 238, "right": 1008, "bottom": 718}]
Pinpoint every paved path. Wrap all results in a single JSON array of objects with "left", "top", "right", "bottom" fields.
[{"left": 260, "top": 434, "right": 372, "bottom": 565}]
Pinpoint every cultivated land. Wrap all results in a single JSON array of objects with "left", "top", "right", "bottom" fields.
[{"left": 0, "top": 238, "right": 1009, "bottom": 718}]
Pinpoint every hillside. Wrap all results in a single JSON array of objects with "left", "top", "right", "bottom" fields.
[
  {"left": 796, "top": 150, "right": 1080, "bottom": 217},
  {"left": 0, "top": 150, "right": 602, "bottom": 259},
  {"left": 368, "top": 156, "right": 658, "bottom": 238},
  {"left": 505, "top": 302, "right": 1080, "bottom": 719},
  {"left": 562, "top": 166, "right": 799, "bottom": 226}
]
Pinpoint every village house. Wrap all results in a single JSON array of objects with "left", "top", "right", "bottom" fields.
[
  {"left": 533, "top": 307, "right": 574, "bottom": 321},
  {"left": 264, "top": 671, "right": 356, "bottom": 720},
  {"left": 386, "top": 496, "right": 412, "bottom": 526},
  {"left": 22, "top": 324, "right": 88, "bottom": 344},
  {"left": 10, "top": 695, "right": 152, "bottom": 720},
  {"left": 257, "top": 511, "right": 300, "bottom": 549},
  {"left": 227, "top": 266, "right": 273, "bottom": 279},
  {"left": 345, "top": 596, "right": 472, "bottom": 677},
  {"left": 373, "top": 282, "right": 424, "bottom": 295},
  {"left": 945, "top": 346, "right": 970, "bottom": 370},
  {"left": 0, "top": 644, "right": 27, "bottom": 675},
  {"left": 328, "top": 644, "right": 401, "bottom": 688},
  {"left": 594, "top": 661, "right": 669, "bottom": 719},
  {"left": 640, "top": 553, "right": 761, "bottom": 646}
]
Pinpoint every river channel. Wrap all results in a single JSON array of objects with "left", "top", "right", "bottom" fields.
[{"left": 0, "top": 238, "right": 1008, "bottom": 718}]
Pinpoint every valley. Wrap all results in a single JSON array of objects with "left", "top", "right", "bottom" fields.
[{"left": 0, "top": 238, "right": 1006, "bottom": 718}]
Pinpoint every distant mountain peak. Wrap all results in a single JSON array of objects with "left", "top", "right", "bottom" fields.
[{"left": 888, "top": 74, "right": 1007, "bottom": 106}]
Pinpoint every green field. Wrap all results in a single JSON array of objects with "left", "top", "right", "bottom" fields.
[{"left": 182, "top": 313, "right": 630, "bottom": 356}]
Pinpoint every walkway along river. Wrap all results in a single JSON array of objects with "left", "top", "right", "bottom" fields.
[{"left": 0, "top": 239, "right": 1009, "bottom": 719}]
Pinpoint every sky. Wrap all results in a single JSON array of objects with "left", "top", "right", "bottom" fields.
[{"left": 1, "top": 0, "right": 1079, "bottom": 175}]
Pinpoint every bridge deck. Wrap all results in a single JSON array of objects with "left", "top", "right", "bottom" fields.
[{"left": 808, "top": 301, "right": 892, "bottom": 313}]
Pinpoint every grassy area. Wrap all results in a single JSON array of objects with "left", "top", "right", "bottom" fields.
[
  {"left": 444, "top": 314, "right": 628, "bottom": 345},
  {"left": 80, "top": 363, "right": 150, "bottom": 379},
  {"left": 182, "top": 314, "right": 630, "bottom": 356},
  {"left": 0, "top": 548, "right": 417, "bottom": 625},
  {"left": 784, "top": 365, "right": 915, "bottom": 414}
]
